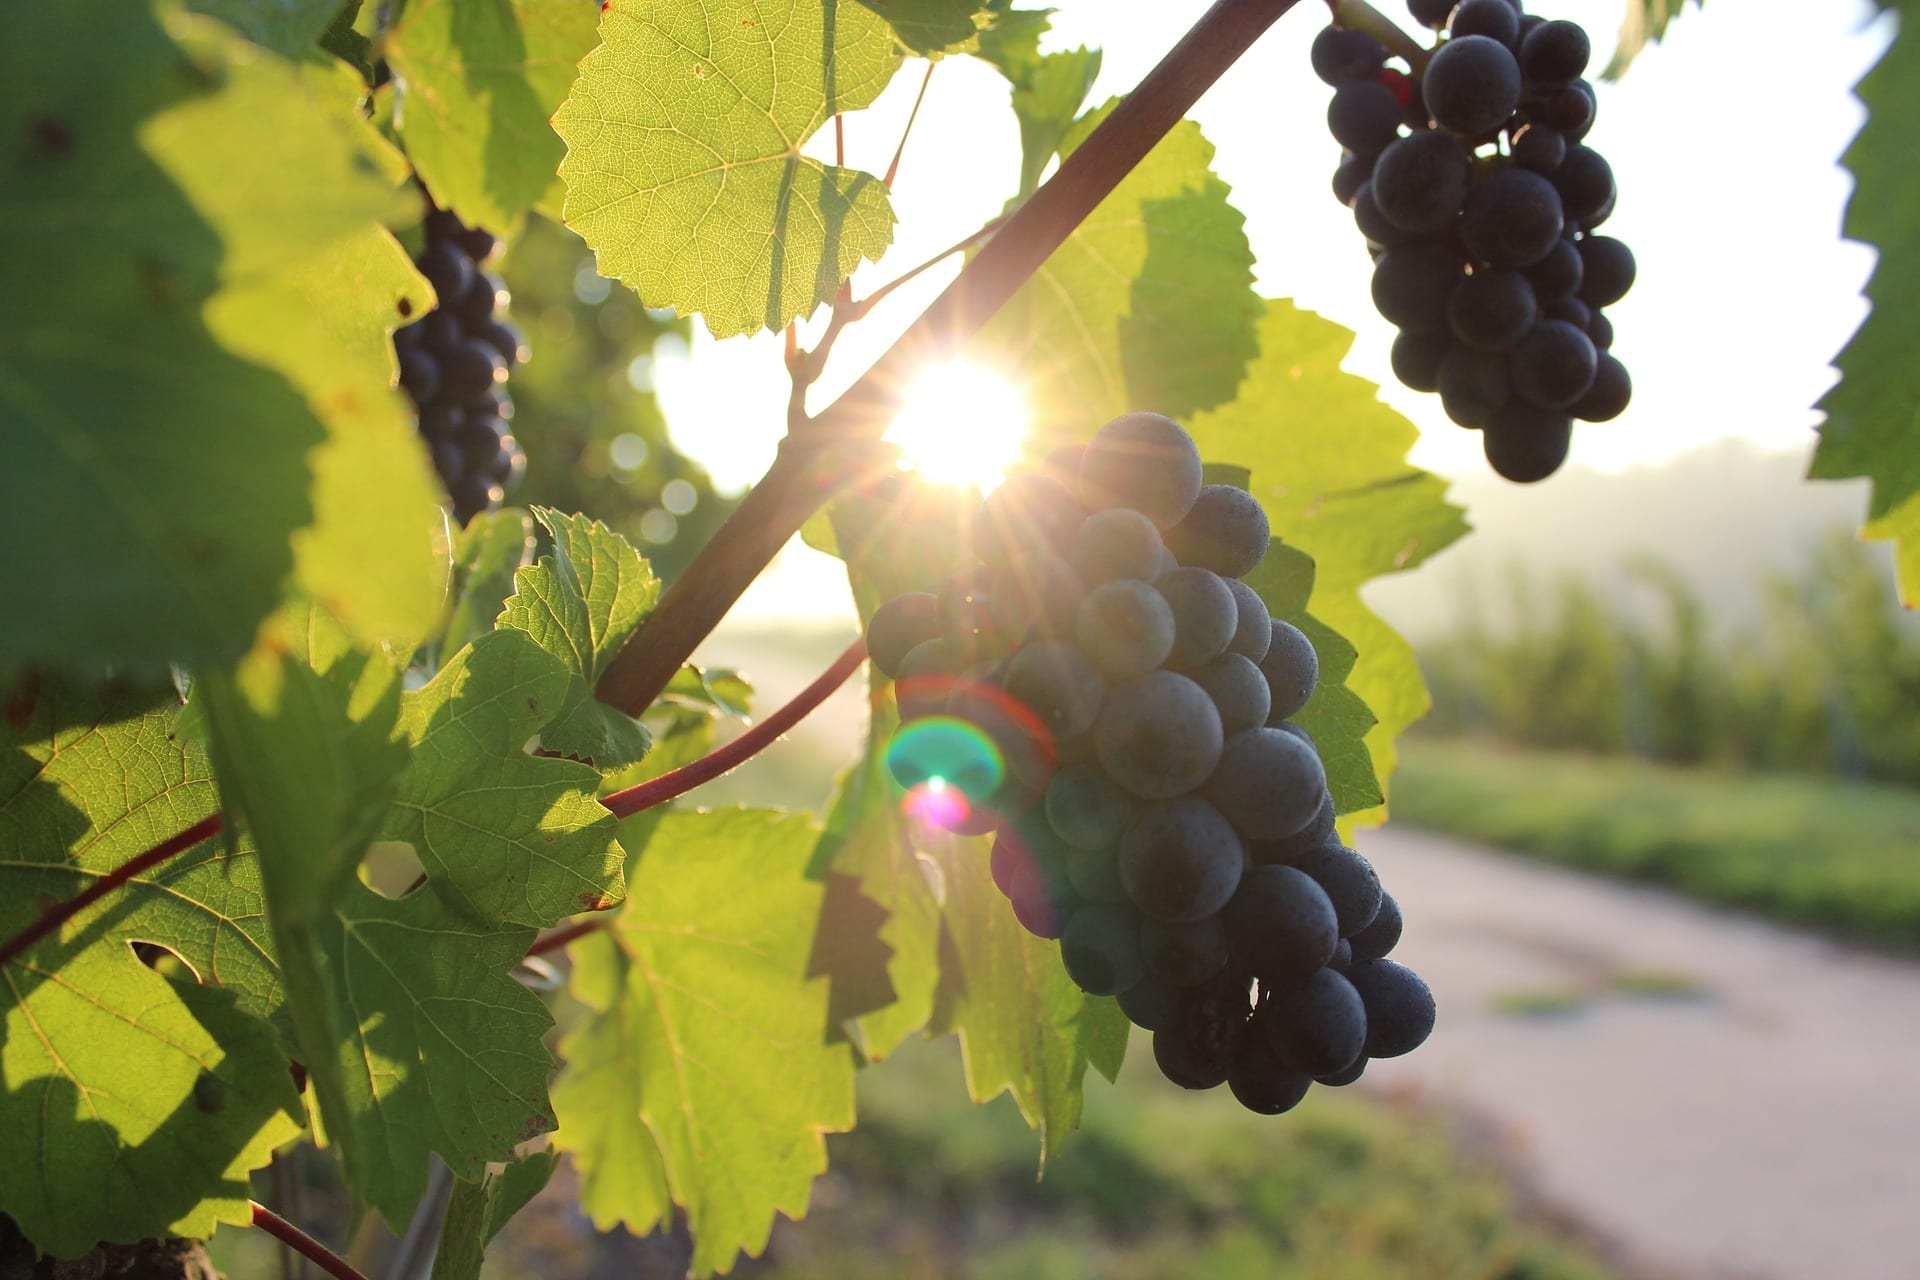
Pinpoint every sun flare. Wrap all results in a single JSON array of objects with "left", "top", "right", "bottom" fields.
[{"left": 884, "top": 361, "right": 1031, "bottom": 493}]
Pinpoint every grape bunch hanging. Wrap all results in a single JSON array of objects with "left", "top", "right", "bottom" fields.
[
  {"left": 864, "top": 414, "right": 1435, "bottom": 1114},
  {"left": 1318, "top": 0, "right": 1634, "bottom": 483},
  {"left": 392, "top": 207, "right": 529, "bottom": 525}
]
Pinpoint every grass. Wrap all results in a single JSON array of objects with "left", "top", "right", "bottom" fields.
[{"left": 1392, "top": 739, "right": 1920, "bottom": 949}]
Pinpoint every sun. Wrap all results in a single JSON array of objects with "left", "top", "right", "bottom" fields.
[{"left": 884, "top": 361, "right": 1032, "bottom": 493}]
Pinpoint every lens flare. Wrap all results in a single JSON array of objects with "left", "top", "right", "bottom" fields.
[{"left": 886, "top": 715, "right": 1004, "bottom": 805}]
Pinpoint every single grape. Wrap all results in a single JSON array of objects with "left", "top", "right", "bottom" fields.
[
  {"left": 1228, "top": 1032, "right": 1314, "bottom": 1115},
  {"left": 453, "top": 272, "right": 506, "bottom": 326},
  {"left": 1371, "top": 241, "right": 1465, "bottom": 332},
  {"left": 1060, "top": 903, "right": 1147, "bottom": 996},
  {"left": 1141, "top": 914, "right": 1229, "bottom": 986},
  {"left": 1069, "top": 506, "right": 1164, "bottom": 585},
  {"left": 1297, "top": 841, "right": 1384, "bottom": 937},
  {"left": 449, "top": 472, "right": 504, "bottom": 525},
  {"left": 1312, "top": 26, "right": 1388, "bottom": 85},
  {"left": 1423, "top": 36, "right": 1522, "bottom": 136},
  {"left": 990, "top": 554, "right": 1086, "bottom": 643},
  {"left": 1153, "top": 1020, "right": 1232, "bottom": 1090},
  {"left": 1165, "top": 485, "right": 1272, "bottom": 578},
  {"left": 978, "top": 471, "right": 1084, "bottom": 568},
  {"left": 1077, "top": 412, "right": 1203, "bottom": 529},
  {"left": 1003, "top": 640, "right": 1105, "bottom": 740},
  {"left": 1524, "top": 238, "right": 1583, "bottom": 302},
  {"left": 1327, "top": 82, "right": 1406, "bottom": 156},
  {"left": 441, "top": 339, "right": 508, "bottom": 402},
  {"left": 1155, "top": 971, "right": 1253, "bottom": 1088},
  {"left": 1552, "top": 144, "right": 1614, "bottom": 224},
  {"left": 1390, "top": 329, "right": 1453, "bottom": 393},
  {"left": 1330, "top": 938, "right": 1354, "bottom": 970},
  {"left": 1045, "top": 763, "right": 1132, "bottom": 850},
  {"left": 1346, "top": 959, "right": 1437, "bottom": 1058},
  {"left": 1538, "top": 80, "right": 1595, "bottom": 138},
  {"left": 1095, "top": 671, "right": 1224, "bottom": 799},
  {"left": 1317, "top": 1057, "right": 1368, "bottom": 1087},
  {"left": 1437, "top": 346, "right": 1511, "bottom": 427},
  {"left": 460, "top": 416, "right": 511, "bottom": 472},
  {"left": 1353, "top": 180, "right": 1420, "bottom": 249},
  {"left": 1447, "top": 269, "right": 1537, "bottom": 350},
  {"left": 458, "top": 225, "right": 498, "bottom": 262},
  {"left": 477, "top": 319, "right": 527, "bottom": 367},
  {"left": 1204, "top": 728, "right": 1329, "bottom": 841},
  {"left": 1076, "top": 579, "right": 1176, "bottom": 681},
  {"left": 1250, "top": 793, "right": 1337, "bottom": 865},
  {"left": 430, "top": 438, "right": 464, "bottom": 485},
  {"left": 1449, "top": 0, "right": 1520, "bottom": 46},
  {"left": 991, "top": 820, "right": 1063, "bottom": 897},
  {"left": 1520, "top": 18, "right": 1591, "bottom": 86},
  {"left": 1483, "top": 400, "right": 1573, "bottom": 482},
  {"left": 865, "top": 592, "right": 941, "bottom": 679},
  {"left": 1222, "top": 865, "right": 1339, "bottom": 983},
  {"left": 1066, "top": 841, "right": 1129, "bottom": 906},
  {"left": 1187, "top": 653, "right": 1272, "bottom": 737},
  {"left": 1332, "top": 151, "right": 1373, "bottom": 205},
  {"left": 418, "top": 239, "right": 474, "bottom": 306},
  {"left": 1576, "top": 235, "right": 1636, "bottom": 307},
  {"left": 397, "top": 348, "right": 442, "bottom": 404},
  {"left": 1572, "top": 352, "right": 1631, "bottom": 422},
  {"left": 1510, "top": 318, "right": 1598, "bottom": 408},
  {"left": 1118, "top": 976, "right": 1181, "bottom": 1031},
  {"left": 1259, "top": 618, "right": 1320, "bottom": 721},
  {"left": 1510, "top": 122, "right": 1566, "bottom": 173},
  {"left": 894, "top": 637, "right": 957, "bottom": 721},
  {"left": 1156, "top": 566, "right": 1239, "bottom": 668},
  {"left": 1407, "top": 0, "right": 1457, "bottom": 30},
  {"left": 1224, "top": 579, "right": 1272, "bottom": 663},
  {"left": 938, "top": 573, "right": 1007, "bottom": 663},
  {"left": 1118, "top": 795, "right": 1245, "bottom": 923},
  {"left": 422, "top": 310, "right": 463, "bottom": 352},
  {"left": 1546, "top": 295, "right": 1591, "bottom": 330},
  {"left": 1370, "top": 131, "right": 1472, "bottom": 234},
  {"left": 1587, "top": 309, "right": 1614, "bottom": 350},
  {"left": 1460, "top": 168, "right": 1564, "bottom": 268},
  {"left": 1259, "top": 967, "right": 1367, "bottom": 1076},
  {"left": 1348, "top": 891, "right": 1403, "bottom": 962}
]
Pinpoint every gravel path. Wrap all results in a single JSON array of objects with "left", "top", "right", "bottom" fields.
[{"left": 1356, "top": 825, "right": 1920, "bottom": 1280}]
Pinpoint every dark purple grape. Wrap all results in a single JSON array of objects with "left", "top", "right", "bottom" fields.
[
  {"left": 1332, "top": 151, "right": 1373, "bottom": 205},
  {"left": 477, "top": 319, "right": 527, "bottom": 367},
  {"left": 441, "top": 339, "right": 508, "bottom": 402},
  {"left": 1354, "top": 181, "right": 1420, "bottom": 248},
  {"left": 1483, "top": 400, "right": 1572, "bottom": 482},
  {"left": 418, "top": 240, "right": 473, "bottom": 306},
  {"left": 1576, "top": 236, "right": 1636, "bottom": 307},
  {"left": 1571, "top": 352, "right": 1631, "bottom": 422},
  {"left": 1437, "top": 346, "right": 1510, "bottom": 426},
  {"left": 1524, "top": 238, "right": 1583, "bottom": 302},
  {"left": 1539, "top": 82, "right": 1595, "bottom": 139},
  {"left": 1552, "top": 145, "right": 1615, "bottom": 223},
  {"left": 1407, "top": 0, "right": 1457, "bottom": 30},
  {"left": 1510, "top": 123, "right": 1565, "bottom": 172},
  {"left": 1371, "top": 241, "right": 1465, "bottom": 332},
  {"left": 1447, "top": 270, "right": 1537, "bottom": 350},
  {"left": 397, "top": 348, "right": 441, "bottom": 403},
  {"left": 1312, "top": 26, "right": 1387, "bottom": 85},
  {"left": 1423, "top": 35, "right": 1522, "bottom": 136},
  {"left": 1391, "top": 330, "right": 1453, "bottom": 393},
  {"left": 1449, "top": 0, "right": 1520, "bottom": 46},
  {"left": 1328, "top": 82, "right": 1405, "bottom": 156},
  {"left": 1587, "top": 309, "right": 1614, "bottom": 349},
  {"left": 1461, "top": 168, "right": 1564, "bottom": 268},
  {"left": 1369, "top": 130, "right": 1472, "bottom": 234},
  {"left": 1520, "top": 19, "right": 1591, "bottom": 87},
  {"left": 1510, "top": 318, "right": 1597, "bottom": 407}
]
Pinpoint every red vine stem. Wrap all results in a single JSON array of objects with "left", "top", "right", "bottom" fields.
[
  {"left": 594, "top": 0, "right": 1304, "bottom": 717},
  {"left": 0, "top": 812, "right": 225, "bottom": 968},
  {"left": 600, "top": 637, "right": 867, "bottom": 820},
  {"left": 250, "top": 1203, "right": 368, "bottom": 1280},
  {"left": 525, "top": 916, "right": 605, "bottom": 960}
]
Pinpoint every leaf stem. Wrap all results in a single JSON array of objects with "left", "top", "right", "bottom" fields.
[
  {"left": 600, "top": 637, "right": 867, "bottom": 819},
  {"left": 1332, "top": 0, "right": 1429, "bottom": 69},
  {"left": 594, "top": 0, "right": 1305, "bottom": 716},
  {"left": 0, "top": 812, "right": 225, "bottom": 968},
  {"left": 884, "top": 62, "right": 937, "bottom": 189},
  {"left": 250, "top": 1203, "right": 368, "bottom": 1280},
  {"left": 849, "top": 214, "right": 1009, "bottom": 323},
  {"left": 525, "top": 916, "right": 604, "bottom": 960}
]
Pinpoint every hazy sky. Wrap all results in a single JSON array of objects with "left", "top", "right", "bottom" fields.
[{"left": 653, "top": 0, "right": 1893, "bottom": 624}]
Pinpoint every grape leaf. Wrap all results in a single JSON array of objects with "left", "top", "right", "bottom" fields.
[
  {"left": 187, "top": 0, "right": 350, "bottom": 54},
  {"left": 0, "top": 947, "right": 303, "bottom": 1258},
  {"left": 854, "top": 0, "right": 989, "bottom": 55},
  {"left": 924, "top": 831, "right": 1130, "bottom": 1161},
  {"left": 385, "top": 0, "right": 603, "bottom": 230},
  {"left": 553, "top": 0, "right": 901, "bottom": 337},
  {"left": 1810, "top": 12, "right": 1920, "bottom": 605},
  {"left": 429, "top": 1150, "right": 562, "bottom": 1280},
  {"left": 974, "top": 12, "right": 1100, "bottom": 198},
  {"left": 444, "top": 508, "right": 537, "bottom": 660},
  {"left": 497, "top": 508, "right": 659, "bottom": 769},
  {"left": 971, "top": 107, "right": 1259, "bottom": 434},
  {"left": 309, "top": 884, "right": 556, "bottom": 1226},
  {"left": 1192, "top": 300, "right": 1469, "bottom": 818},
  {"left": 0, "top": 7, "right": 404, "bottom": 679},
  {"left": 0, "top": 686, "right": 280, "bottom": 1023},
  {"left": 1603, "top": 0, "right": 1704, "bottom": 79},
  {"left": 553, "top": 809, "right": 858, "bottom": 1278},
  {"left": 383, "top": 628, "right": 627, "bottom": 930}
]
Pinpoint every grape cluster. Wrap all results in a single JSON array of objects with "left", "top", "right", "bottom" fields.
[
  {"left": 391, "top": 207, "right": 528, "bottom": 524},
  {"left": 1316, "top": 1, "right": 1634, "bottom": 483},
  {"left": 864, "top": 413, "right": 1435, "bottom": 1113}
]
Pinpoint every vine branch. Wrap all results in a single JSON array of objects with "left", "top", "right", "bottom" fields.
[
  {"left": 0, "top": 812, "right": 225, "bottom": 968},
  {"left": 594, "top": 0, "right": 1305, "bottom": 717},
  {"left": 250, "top": 1203, "right": 367, "bottom": 1280}
]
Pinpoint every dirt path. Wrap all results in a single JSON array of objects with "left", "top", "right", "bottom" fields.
[{"left": 1356, "top": 825, "right": 1920, "bottom": 1280}]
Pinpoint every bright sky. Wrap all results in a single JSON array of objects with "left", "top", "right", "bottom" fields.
[{"left": 657, "top": 0, "right": 1893, "bottom": 624}]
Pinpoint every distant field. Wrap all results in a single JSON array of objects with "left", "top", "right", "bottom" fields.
[{"left": 1392, "top": 740, "right": 1920, "bottom": 949}]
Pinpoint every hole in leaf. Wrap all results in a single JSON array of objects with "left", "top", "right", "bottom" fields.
[
  {"left": 360, "top": 841, "right": 427, "bottom": 899},
  {"left": 130, "top": 941, "right": 197, "bottom": 983}
]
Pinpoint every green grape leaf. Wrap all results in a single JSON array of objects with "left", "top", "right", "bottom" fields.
[
  {"left": 1192, "top": 300, "right": 1469, "bottom": 818},
  {"left": 1810, "top": 14, "right": 1920, "bottom": 604},
  {"left": 187, "top": 0, "right": 351, "bottom": 54},
  {"left": 384, "top": 628, "right": 627, "bottom": 930},
  {"left": 429, "top": 1150, "right": 563, "bottom": 1280},
  {"left": 0, "top": 686, "right": 280, "bottom": 1023},
  {"left": 385, "top": 0, "right": 603, "bottom": 230},
  {"left": 974, "top": 0, "right": 1051, "bottom": 76},
  {"left": 208, "top": 223, "right": 451, "bottom": 651},
  {"left": 553, "top": 809, "right": 858, "bottom": 1278},
  {"left": 854, "top": 0, "right": 989, "bottom": 54},
  {"left": 444, "top": 508, "right": 537, "bottom": 660},
  {"left": 0, "top": 948, "right": 303, "bottom": 1258},
  {"left": 975, "top": 21, "right": 1101, "bottom": 198},
  {"left": 553, "top": 0, "right": 901, "bottom": 337},
  {"left": 1603, "top": 0, "right": 1704, "bottom": 79},
  {"left": 310, "top": 884, "right": 556, "bottom": 1227},
  {"left": 971, "top": 106, "right": 1259, "bottom": 434},
  {"left": 0, "top": 7, "right": 406, "bottom": 679},
  {"left": 925, "top": 832, "right": 1131, "bottom": 1160},
  {"left": 497, "top": 508, "right": 660, "bottom": 769}
]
